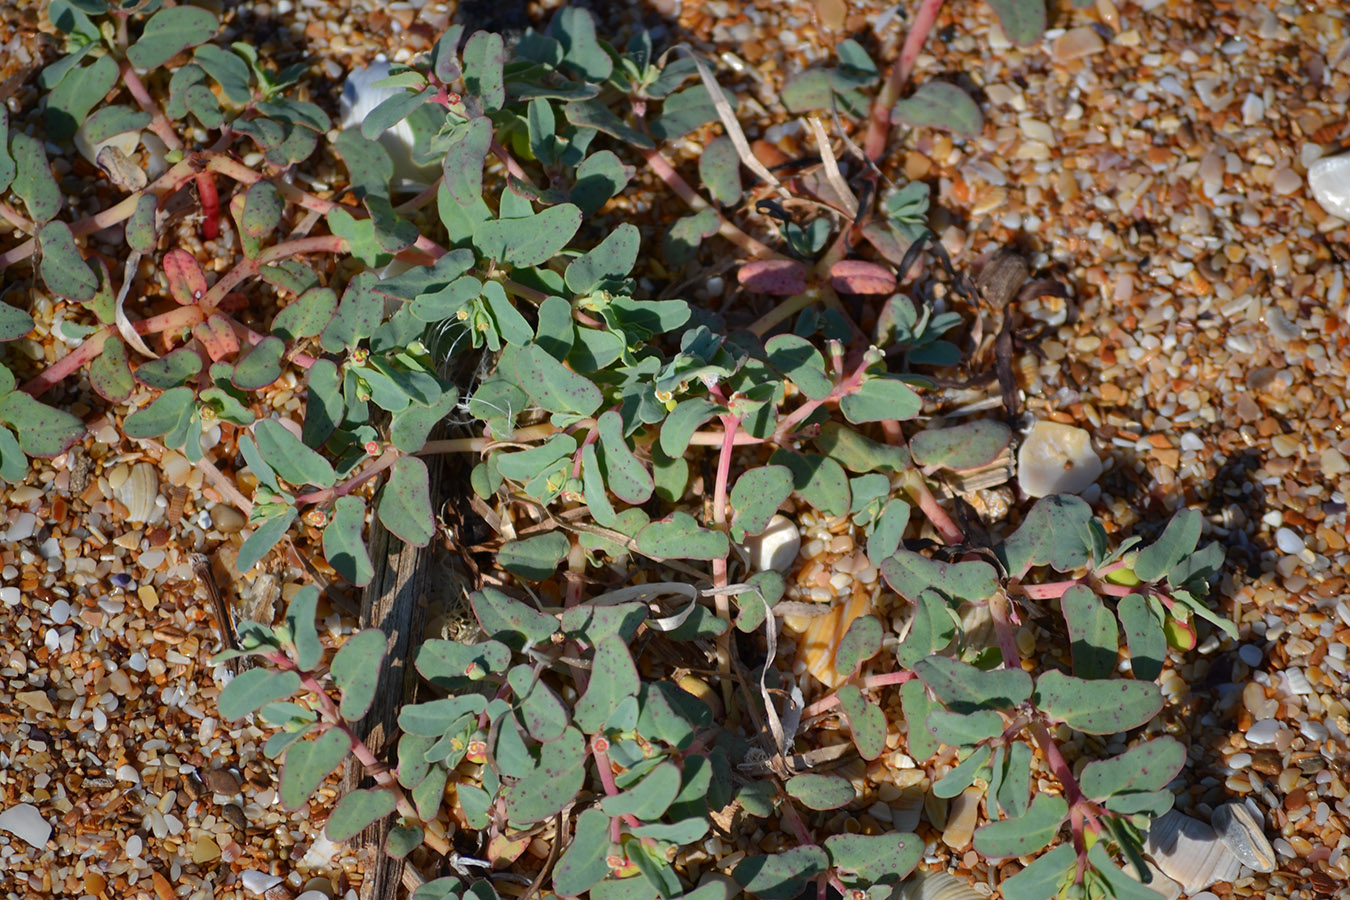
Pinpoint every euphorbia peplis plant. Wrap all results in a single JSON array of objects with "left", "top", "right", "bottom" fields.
[{"left": 1, "top": 3, "right": 1236, "bottom": 900}]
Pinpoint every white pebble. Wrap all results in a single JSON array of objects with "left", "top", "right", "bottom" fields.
[
  {"left": 0, "top": 587, "right": 18, "bottom": 607},
  {"left": 126, "top": 834, "right": 143, "bottom": 857},
  {"left": 1237, "top": 644, "right": 1262, "bottom": 667},
  {"left": 741, "top": 515, "right": 801, "bottom": 573},
  {"left": 1308, "top": 152, "right": 1350, "bottom": 219},
  {"left": 241, "top": 871, "right": 284, "bottom": 895},
  {"left": 1274, "top": 527, "right": 1305, "bottom": 555},
  {"left": 49, "top": 599, "right": 71, "bottom": 624},
  {"left": 1018, "top": 421, "right": 1103, "bottom": 497},
  {"left": 1301, "top": 719, "right": 1329, "bottom": 742},
  {"left": 1245, "top": 718, "right": 1281, "bottom": 745},
  {"left": 116, "top": 764, "right": 141, "bottom": 784},
  {"left": 6, "top": 512, "right": 38, "bottom": 541},
  {"left": 1283, "top": 668, "right": 1314, "bottom": 695},
  {"left": 1227, "top": 752, "right": 1252, "bottom": 769},
  {"left": 1180, "top": 432, "right": 1205, "bottom": 452},
  {"left": 0, "top": 803, "right": 52, "bottom": 849}
]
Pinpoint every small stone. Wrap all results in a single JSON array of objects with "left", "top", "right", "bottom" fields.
[
  {"left": 211, "top": 505, "right": 248, "bottom": 534},
  {"left": 741, "top": 514, "right": 801, "bottom": 573},
  {"left": 1052, "top": 27, "right": 1106, "bottom": 62},
  {"left": 1245, "top": 718, "right": 1281, "bottom": 745},
  {"left": 1274, "top": 527, "right": 1305, "bottom": 555},
  {"left": 202, "top": 768, "right": 243, "bottom": 795},
  {"left": 1017, "top": 421, "right": 1104, "bottom": 497},
  {"left": 0, "top": 802, "right": 53, "bottom": 849},
  {"left": 1271, "top": 168, "right": 1302, "bottom": 195},
  {"left": 1212, "top": 802, "right": 1276, "bottom": 872},
  {"left": 16, "top": 690, "right": 55, "bottom": 715},
  {"left": 942, "top": 785, "right": 983, "bottom": 849},
  {"left": 1308, "top": 152, "right": 1350, "bottom": 219},
  {"left": 240, "top": 871, "right": 285, "bottom": 896},
  {"left": 192, "top": 834, "right": 221, "bottom": 864},
  {"left": 1237, "top": 644, "right": 1263, "bottom": 667},
  {"left": 1321, "top": 448, "right": 1349, "bottom": 476}
]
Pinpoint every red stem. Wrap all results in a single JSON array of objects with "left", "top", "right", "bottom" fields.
[{"left": 196, "top": 172, "right": 220, "bottom": 240}]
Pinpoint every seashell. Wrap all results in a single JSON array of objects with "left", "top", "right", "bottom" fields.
[
  {"left": 118, "top": 462, "right": 160, "bottom": 523},
  {"left": 239, "top": 870, "right": 284, "bottom": 896},
  {"left": 1017, "top": 420, "right": 1103, "bottom": 498},
  {"left": 1119, "top": 859, "right": 1183, "bottom": 900},
  {"left": 1308, "top": 152, "right": 1350, "bottom": 219},
  {"left": 741, "top": 514, "right": 800, "bottom": 573},
  {"left": 1212, "top": 802, "right": 1276, "bottom": 873},
  {"left": 892, "top": 870, "right": 984, "bottom": 900},
  {"left": 1145, "top": 809, "right": 1242, "bottom": 894},
  {"left": 340, "top": 60, "right": 441, "bottom": 192},
  {"left": 788, "top": 581, "right": 872, "bottom": 688}
]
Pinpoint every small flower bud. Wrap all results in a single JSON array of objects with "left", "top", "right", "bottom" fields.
[{"left": 303, "top": 508, "right": 327, "bottom": 527}]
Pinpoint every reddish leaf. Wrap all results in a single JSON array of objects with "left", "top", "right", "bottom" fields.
[
  {"left": 164, "top": 248, "right": 208, "bottom": 306},
  {"left": 830, "top": 260, "right": 896, "bottom": 295},
  {"left": 193, "top": 313, "right": 239, "bottom": 361},
  {"left": 738, "top": 259, "right": 808, "bottom": 295}
]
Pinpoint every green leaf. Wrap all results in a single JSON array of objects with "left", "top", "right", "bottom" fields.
[
  {"left": 475, "top": 203, "right": 582, "bottom": 268},
  {"left": 86, "top": 335, "right": 132, "bottom": 402},
  {"left": 729, "top": 465, "right": 793, "bottom": 541},
  {"left": 928, "top": 708, "right": 1005, "bottom": 748},
  {"left": 596, "top": 409, "right": 653, "bottom": 505},
  {"left": 331, "top": 628, "right": 387, "bottom": 720},
  {"left": 551, "top": 7, "right": 613, "bottom": 81},
  {"left": 552, "top": 808, "right": 611, "bottom": 897},
  {"left": 0, "top": 391, "right": 85, "bottom": 458},
  {"left": 480, "top": 280, "right": 533, "bottom": 347},
  {"left": 660, "top": 398, "right": 722, "bottom": 458},
  {"left": 10, "top": 132, "right": 61, "bottom": 224},
  {"left": 985, "top": 0, "right": 1048, "bottom": 46},
  {"left": 565, "top": 223, "right": 640, "bottom": 294},
  {"left": 326, "top": 788, "right": 397, "bottom": 842},
  {"left": 573, "top": 635, "right": 640, "bottom": 732},
  {"left": 881, "top": 550, "right": 999, "bottom": 603},
  {"left": 996, "top": 494, "right": 1094, "bottom": 577},
  {"left": 995, "top": 741, "right": 1032, "bottom": 817},
  {"left": 83, "top": 105, "right": 151, "bottom": 144},
  {"left": 786, "top": 773, "right": 855, "bottom": 810},
  {"left": 910, "top": 420, "right": 1012, "bottom": 471},
  {"left": 651, "top": 84, "right": 721, "bottom": 141},
  {"left": 254, "top": 418, "right": 335, "bottom": 488},
  {"left": 43, "top": 53, "right": 117, "bottom": 143},
  {"left": 914, "top": 656, "right": 1032, "bottom": 713},
  {"left": 661, "top": 207, "right": 720, "bottom": 266},
  {"left": 416, "top": 638, "right": 510, "bottom": 686},
  {"left": 834, "top": 614, "right": 883, "bottom": 679},
  {"left": 240, "top": 180, "right": 283, "bottom": 242},
  {"left": 1086, "top": 843, "right": 1171, "bottom": 900},
  {"left": 571, "top": 149, "right": 635, "bottom": 216},
  {"left": 127, "top": 6, "right": 219, "bottom": 70},
  {"left": 838, "top": 375, "right": 922, "bottom": 424},
  {"left": 231, "top": 335, "right": 285, "bottom": 391},
  {"left": 513, "top": 343, "right": 602, "bottom": 415},
  {"left": 895, "top": 591, "right": 958, "bottom": 668},
  {"left": 1000, "top": 843, "right": 1076, "bottom": 900},
  {"left": 440, "top": 116, "right": 493, "bottom": 207},
  {"left": 284, "top": 585, "right": 325, "bottom": 671},
  {"left": 601, "top": 761, "right": 682, "bottom": 819},
  {"left": 636, "top": 681, "right": 710, "bottom": 751},
  {"left": 892, "top": 81, "right": 984, "bottom": 138},
  {"left": 324, "top": 496, "right": 375, "bottom": 587},
  {"left": 193, "top": 44, "right": 253, "bottom": 105},
  {"left": 361, "top": 86, "right": 434, "bottom": 141},
  {"left": 867, "top": 499, "right": 911, "bottom": 567},
  {"left": 504, "top": 727, "right": 587, "bottom": 823},
  {"left": 636, "top": 512, "right": 729, "bottom": 561},
  {"left": 218, "top": 668, "right": 302, "bottom": 720},
  {"left": 1033, "top": 670, "right": 1163, "bottom": 735},
  {"left": 398, "top": 695, "right": 487, "bottom": 736},
  {"left": 1061, "top": 585, "right": 1118, "bottom": 679},
  {"left": 320, "top": 272, "right": 384, "bottom": 352},
  {"left": 509, "top": 666, "right": 569, "bottom": 742},
  {"left": 499, "top": 531, "right": 570, "bottom": 581},
  {"left": 236, "top": 507, "right": 298, "bottom": 574},
  {"left": 932, "top": 744, "right": 992, "bottom": 798},
  {"left": 471, "top": 587, "right": 558, "bottom": 646},
  {"left": 271, "top": 286, "right": 337, "bottom": 341},
  {"left": 813, "top": 421, "right": 911, "bottom": 473},
  {"left": 385, "top": 824, "right": 424, "bottom": 860},
  {"left": 0, "top": 301, "right": 30, "bottom": 342},
  {"left": 900, "top": 679, "right": 940, "bottom": 760},
  {"left": 698, "top": 135, "right": 742, "bottom": 205},
  {"left": 836, "top": 685, "right": 887, "bottom": 760},
  {"left": 825, "top": 832, "right": 920, "bottom": 885},
  {"left": 376, "top": 456, "right": 435, "bottom": 547},
  {"left": 302, "top": 360, "right": 344, "bottom": 448},
  {"left": 1133, "top": 509, "right": 1202, "bottom": 583},
  {"left": 463, "top": 31, "right": 506, "bottom": 111},
  {"left": 732, "top": 846, "right": 829, "bottom": 900},
  {"left": 768, "top": 450, "right": 851, "bottom": 517},
  {"left": 973, "top": 792, "right": 1068, "bottom": 859},
  {"left": 1079, "top": 737, "right": 1186, "bottom": 801},
  {"left": 37, "top": 221, "right": 96, "bottom": 301},
  {"left": 764, "top": 335, "right": 833, "bottom": 401},
  {"left": 280, "top": 727, "right": 351, "bottom": 810},
  {"left": 1116, "top": 592, "right": 1166, "bottom": 681}
]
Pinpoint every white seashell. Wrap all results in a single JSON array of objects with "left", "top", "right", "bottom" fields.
[
  {"left": 1211, "top": 802, "right": 1275, "bottom": 873},
  {"left": 339, "top": 60, "right": 442, "bottom": 192},
  {"left": 239, "top": 870, "right": 285, "bottom": 896},
  {"left": 741, "top": 514, "right": 800, "bottom": 573},
  {"left": 0, "top": 802, "right": 53, "bottom": 849},
  {"left": 892, "top": 870, "right": 984, "bottom": 900},
  {"left": 1017, "top": 420, "right": 1103, "bottom": 497},
  {"left": 1146, "top": 809, "right": 1243, "bottom": 894},
  {"left": 1308, "top": 152, "right": 1350, "bottom": 219},
  {"left": 118, "top": 462, "right": 160, "bottom": 523},
  {"left": 74, "top": 117, "right": 141, "bottom": 168},
  {"left": 1120, "top": 859, "right": 1183, "bottom": 900}
]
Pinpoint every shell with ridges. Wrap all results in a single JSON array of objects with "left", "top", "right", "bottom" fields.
[{"left": 892, "top": 870, "right": 984, "bottom": 900}]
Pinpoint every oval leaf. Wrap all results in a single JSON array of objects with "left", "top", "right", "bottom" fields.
[
  {"left": 331, "top": 628, "right": 388, "bottom": 720},
  {"left": 325, "top": 787, "right": 397, "bottom": 842},
  {"left": 280, "top": 727, "right": 351, "bottom": 810},
  {"left": 1033, "top": 669, "right": 1163, "bottom": 735},
  {"left": 892, "top": 81, "right": 984, "bottom": 138}
]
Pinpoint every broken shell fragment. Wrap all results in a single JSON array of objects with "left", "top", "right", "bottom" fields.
[
  {"left": 1308, "top": 152, "right": 1350, "bottom": 219},
  {"left": 1016, "top": 420, "right": 1104, "bottom": 497},
  {"left": 892, "top": 870, "right": 984, "bottom": 900},
  {"left": 741, "top": 514, "right": 801, "bottom": 573},
  {"left": 1212, "top": 802, "right": 1276, "bottom": 873},
  {"left": 1120, "top": 859, "right": 1183, "bottom": 900},
  {"left": 1145, "top": 809, "right": 1243, "bottom": 894},
  {"left": 118, "top": 462, "right": 160, "bottom": 523}
]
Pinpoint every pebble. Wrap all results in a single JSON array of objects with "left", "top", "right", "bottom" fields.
[
  {"left": 941, "top": 786, "right": 982, "bottom": 849},
  {"left": 1245, "top": 718, "right": 1281, "bottom": 745},
  {"left": 1052, "top": 27, "right": 1106, "bottom": 62},
  {"left": 240, "top": 871, "right": 285, "bottom": 895},
  {"left": 1237, "top": 644, "right": 1263, "bottom": 667},
  {"left": 1274, "top": 527, "right": 1305, "bottom": 555},
  {"left": 741, "top": 514, "right": 801, "bottom": 572},
  {"left": 211, "top": 505, "right": 248, "bottom": 534},
  {"left": 1212, "top": 802, "right": 1276, "bottom": 872},
  {"left": 1017, "top": 421, "right": 1104, "bottom": 497},
  {"left": 1308, "top": 152, "right": 1350, "bottom": 219},
  {"left": 0, "top": 802, "right": 53, "bottom": 849}
]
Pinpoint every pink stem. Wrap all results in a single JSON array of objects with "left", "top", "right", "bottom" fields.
[
  {"left": 293, "top": 448, "right": 401, "bottom": 507},
  {"left": 640, "top": 148, "right": 781, "bottom": 260},
  {"left": 120, "top": 62, "right": 184, "bottom": 153}
]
